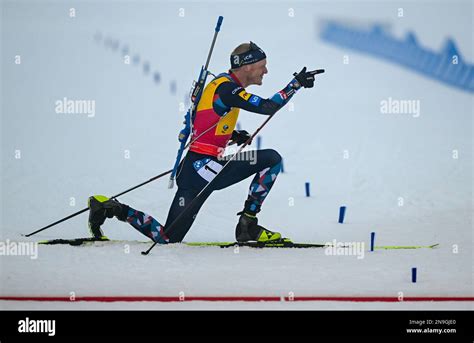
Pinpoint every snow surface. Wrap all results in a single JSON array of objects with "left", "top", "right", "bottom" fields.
[{"left": 1, "top": 0, "right": 472, "bottom": 310}]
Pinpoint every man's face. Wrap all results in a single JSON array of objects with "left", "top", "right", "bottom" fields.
[{"left": 245, "top": 59, "right": 268, "bottom": 86}]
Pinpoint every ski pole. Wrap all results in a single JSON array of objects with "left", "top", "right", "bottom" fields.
[
  {"left": 23, "top": 169, "right": 173, "bottom": 237},
  {"left": 141, "top": 112, "right": 277, "bottom": 255}
]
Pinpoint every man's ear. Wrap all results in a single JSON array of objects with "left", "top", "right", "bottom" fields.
[{"left": 243, "top": 65, "right": 252, "bottom": 73}]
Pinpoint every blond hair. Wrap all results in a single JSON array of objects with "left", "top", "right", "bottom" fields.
[{"left": 231, "top": 43, "right": 251, "bottom": 56}]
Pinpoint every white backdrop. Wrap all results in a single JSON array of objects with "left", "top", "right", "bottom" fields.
[{"left": 1, "top": 0, "right": 472, "bottom": 308}]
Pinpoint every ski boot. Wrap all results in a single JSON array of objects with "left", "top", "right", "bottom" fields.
[
  {"left": 88, "top": 195, "right": 128, "bottom": 238},
  {"left": 235, "top": 211, "right": 282, "bottom": 243}
]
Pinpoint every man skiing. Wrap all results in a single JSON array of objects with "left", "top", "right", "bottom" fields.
[{"left": 88, "top": 42, "right": 321, "bottom": 244}]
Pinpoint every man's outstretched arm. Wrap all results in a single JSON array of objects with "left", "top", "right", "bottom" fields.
[
  {"left": 217, "top": 79, "right": 299, "bottom": 115},
  {"left": 218, "top": 67, "right": 322, "bottom": 115}
]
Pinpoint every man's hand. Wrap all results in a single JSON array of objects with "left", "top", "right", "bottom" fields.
[
  {"left": 229, "top": 130, "right": 252, "bottom": 146},
  {"left": 293, "top": 67, "right": 325, "bottom": 88}
]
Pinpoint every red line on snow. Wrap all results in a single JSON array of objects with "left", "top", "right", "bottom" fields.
[{"left": 0, "top": 296, "right": 473, "bottom": 302}]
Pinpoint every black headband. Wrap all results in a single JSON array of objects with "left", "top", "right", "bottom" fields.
[{"left": 230, "top": 41, "right": 266, "bottom": 69}]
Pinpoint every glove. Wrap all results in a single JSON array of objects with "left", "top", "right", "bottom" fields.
[
  {"left": 229, "top": 130, "right": 252, "bottom": 146},
  {"left": 293, "top": 67, "right": 325, "bottom": 88}
]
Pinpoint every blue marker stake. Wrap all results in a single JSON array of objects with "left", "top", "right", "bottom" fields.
[
  {"left": 256, "top": 136, "right": 262, "bottom": 150},
  {"left": 153, "top": 72, "right": 161, "bottom": 84},
  {"left": 412, "top": 268, "right": 417, "bottom": 283},
  {"left": 170, "top": 80, "right": 177, "bottom": 95},
  {"left": 338, "top": 206, "right": 346, "bottom": 223},
  {"left": 143, "top": 61, "right": 150, "bottom": 75},
  {"left": 305, "top": 182, "right": 310, "bottom": 197},
  {"left": 370, "top": 232, "right": 375, "bottom": 252}
]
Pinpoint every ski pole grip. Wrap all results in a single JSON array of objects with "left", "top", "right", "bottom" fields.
[{"left": 215, "top": 16, "right": 223, "bottom": 32}]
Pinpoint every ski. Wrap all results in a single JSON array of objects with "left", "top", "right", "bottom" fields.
[
  {"left": 37, "top": 237, "right": 327, "bottom": 248},
  {"left": 374, "top": 244, "right": 439, "bottom": 249},
  {"left": 38, "top": 237, "right": 111, "bottom": 246},
  {"left": 188, "top": 240, "right": 328, "bottom": 249},
  {"left": 37, "top": 237, "right": 439, "bottom": 249}
]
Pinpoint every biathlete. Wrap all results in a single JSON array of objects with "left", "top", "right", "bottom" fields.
[{"left": 87, "top": 42, "right": 321, "bottom": 244}]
